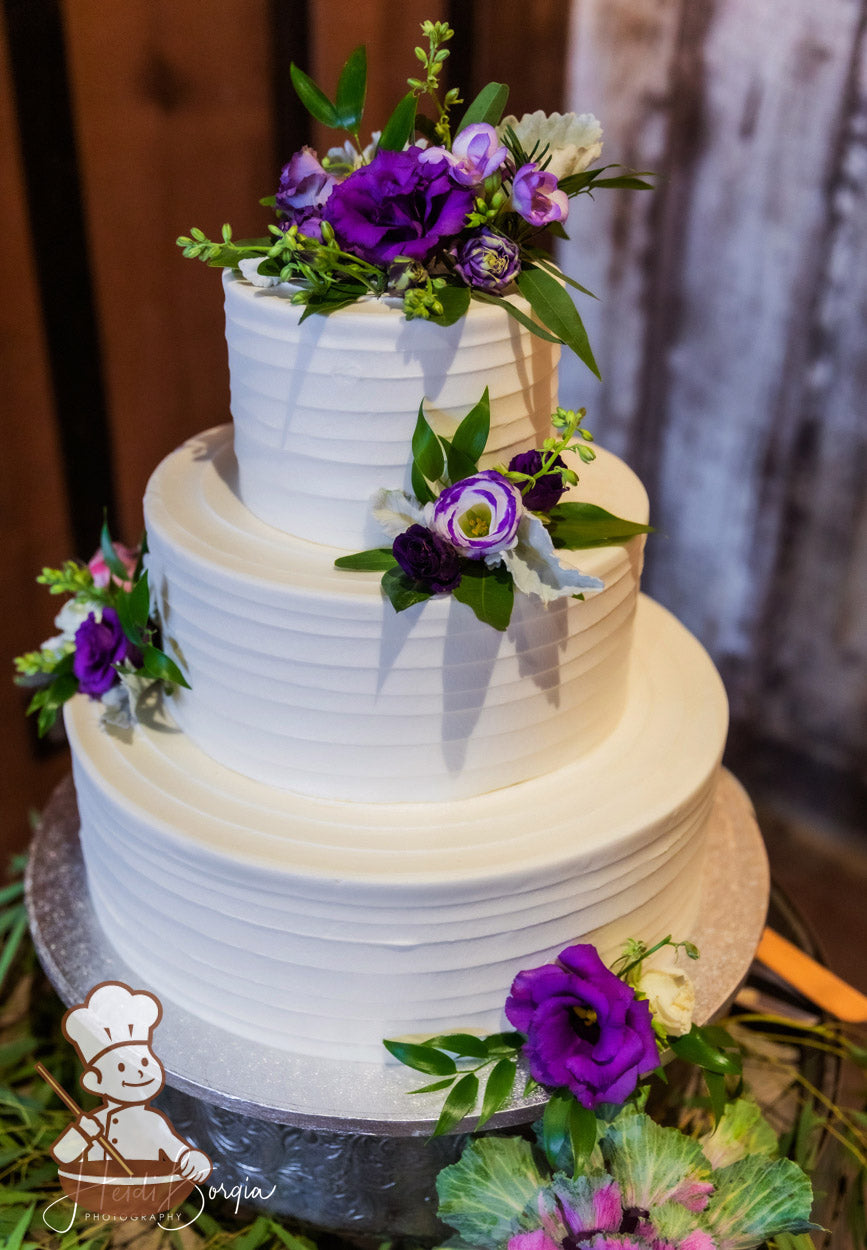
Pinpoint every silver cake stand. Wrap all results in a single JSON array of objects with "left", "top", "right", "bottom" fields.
[{"left": 26, "top": 769, "right": 768, "bottom": 1238}]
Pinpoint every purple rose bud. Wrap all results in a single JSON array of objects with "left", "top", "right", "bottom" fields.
[
  {"left": 322, "top": 147, "right": 474, "bottom": 266},
  {"left": 392, "top": 524, "right": 463, "bottom": 593},
  {"left": 508, "top": 449, "right": 568, "bottom": 511},
  {"left": 449, "top": 123, "right": 509, "bottom": 186},
  {"left": 455, "top": 229, "right": 521, "bottom": 292},
  {"left": 505, "top": 943, "right": 660, "bottom": 1109},
  {"left": 275, "top": 146, "right": 336, "bottom": 239},
  {"left": 73, "top": 607, "right": 139, "bottom": 698},
  {"left": 431, "top": 470, "right": 523, "bottom": 560},
  {"left": 512, "top": 162, "right": 569, "bottom": 227}
]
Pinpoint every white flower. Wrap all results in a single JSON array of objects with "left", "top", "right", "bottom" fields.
[
  {"left": 499, "top": 111, "right": 603, "bottom": 181},
  {"left": 40, "top": 598, "right": 100, "bottom": 655},
  {"left": 325, "top": 132, "right": 382, "bottom": 173},
  {"left": 238, "top": 257, "right": 281, "bottom": 288},
  {"left": 500, "top": 512, "right": 603, "bottom": 602},
  {"left": 371, "top": 489, "right": 428, "bottom": 538},
  {"left": 637, "top": 952, "right": 696, "bottom": 1038}
]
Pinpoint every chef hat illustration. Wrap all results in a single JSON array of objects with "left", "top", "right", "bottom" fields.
[{"left": 63, "top": 981, "right": 162, "bottom": 1068}]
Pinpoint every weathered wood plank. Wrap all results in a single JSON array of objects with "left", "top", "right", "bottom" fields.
[
  {"left": 0, "top": 16, "right": 75, "bottom": 857},
  {"left": 61, "top": 0, "right": 275, "bottom": 541}
]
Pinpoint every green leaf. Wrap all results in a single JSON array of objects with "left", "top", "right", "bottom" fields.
[
  {"left": 412, "top": 400, "right": 445, "bottom": 483},
  {"left": 473, "top": 289, "right": 563, "bottom": 344},
  {"left": 3, "top": 1202, "right": 35, "bottom": 1250},
  {"left": 569, "top": 1100, "right": 598, "bottom": 1176},
  {"left": 458, "top": 82, "right": 509, "bottom": 132},
  {"left": 430, "top": 282, "right": 471, "bottom": 326},
  {"left": 290, "top": 63, "right": 339, "bottom": 128},
  {"left": 383, "top": 1039, "right": 456, "bottom": 1076},
  {"left": 476, "top": 1057, "right": 517, "bottom": 1129},
  {"left": 423, "top": 1033, "right": 490, "bottom": 1059},
  {"left": 437, "top": 1136, "right": 547, "bottom": 1244},
  {"left": 407, "top": 1077, "right": 458, "bottom": 1095},
  {"left": 449, "top": 387, "right": 490, "bottom": 472},
  {"left": 670, "top": 1025, "right": 743, "bottom": 1076},
  {"left": 411, "top": 462, "right": 437, "bottom": 506},
  {"left": 484, "top": 1030, "right": 525, "bottom": 1056},
  {"left": 381, "top": 566, "right": 433, "bottom": 613},
  {"left": 704, "top": 1156, "right": 817, "bottom": 1247},
  {"left": 379, "top": 91, "right": 417, "bottom": 151},
  {"left": 334, "top": 548, "right": 397, "bottom": 571},
  {"left": 442, "top": 436, "right": 480, "bottom": 485},
  {"left": 516, "top": 267, "right": 600, "bottom": 378},
  {"left": 591, "top": 175, "right": 654, "bottom": 190},
  {"left": 114, "top": 571, "right": 151, "bottom": 646},
  {"left": 546, "top": 502, "right": 653, "bottom": 549},
  {"left": 432, "top": 1071, "right": 479, "bottom": 1136},
  {"left": 140, "top": 644, "right": 190, "bottom": 689},
  {"left": 705, "top": 1070, "right": 728, "bottom": 1124},
  {"left": 99, "top": 520, "right": 130, "bottom": 581},
  {"left": 452, "top": 562, "right": 514, "bottom": 631},
  {"left": 334, "top": 45, "right": 366, "bottom": 129},
  {"left": 0, "top": 914, "right": 28, "bottom": 997},
  {"left": 531, "top": 254, "right": 598, "bottom": 299},
  {"left": 542, "top": 1091, "right": 580, "bottom": 1170}
]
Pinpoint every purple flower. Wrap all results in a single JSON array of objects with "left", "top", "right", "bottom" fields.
[
  {"left": 509, "top": 449, "right": 568, "bottom": 511},
  {"left": 275, "top": 146, "right": 336, "bottom": 240},
  {"left": 73, "top": 608, "right": 138, "bottom": 698},
  {"left": 512, "top": 162, "right": 569, "bottom": 227},
  {"left": 505, "top": 944, "right": 659, "bottom": 1109},
  {"left": 322, "top": 147, "right": 474, "bottom": 266},
  {"left": 449, "top": 123, "right": 509, "bottom": 185},
  {"left": 392, "top": 524, "right": 463, "bottom": 593},
  {"left": 455, "top": 229, "right": 521, "bottom": 291},
  {"left": 431, "top": 471, "right": 523, "bottom": 560}
]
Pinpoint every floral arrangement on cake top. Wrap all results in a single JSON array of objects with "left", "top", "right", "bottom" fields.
[
  {"left": 385, "top": 937, "right": 817, "bottom": 1250},
  {"left": 177, "top": 19, "right": 651, "bottom": 378},
  {"left": 335, "top": 389, "right": 651, "bottom": 630},
  {"left": 13, "top": 527, "right": 188, "bottom": 734}
]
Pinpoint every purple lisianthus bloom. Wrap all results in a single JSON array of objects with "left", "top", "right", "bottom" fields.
[
  {"left": 322, "top": 147, "right": 474, "bottom": 266},
  {"left": 505, "top": 943, "right": 659, "bottom": 1109},
  {"left": 73, "top": 607, "right": 139, "bottom": 698},
  {"left": 455, "top": 229, "right": 521, "bottom": 291},
  {"left": 275, "top": 146, "right": 336, "bottom": 240},
  {"left": 393, "top": 524, "right": 463, "bottom": 593},
  {"left": 512, "top": 162, "right": 569, "bottom": 227},
  {"left": 509, "top": 449, "right": 568, "bottom": 511},
  {"left": 431, "top": 470, "right": 523, "bottom": 560}
]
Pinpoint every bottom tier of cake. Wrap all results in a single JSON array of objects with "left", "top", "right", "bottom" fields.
[{"left": 64, "top": 594, "right": 728, "bottom": 1063}]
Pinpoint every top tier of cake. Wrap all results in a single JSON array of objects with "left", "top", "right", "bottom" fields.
[{"left": 224, "top": 272, "right": 560, "bottom": 547}]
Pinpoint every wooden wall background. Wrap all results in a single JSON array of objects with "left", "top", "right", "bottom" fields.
[{"left": 1, "top": 0, "right": 864, "bottom": 858}]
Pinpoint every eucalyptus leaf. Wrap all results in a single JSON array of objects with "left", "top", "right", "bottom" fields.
[
  {"left": 458, "top": 82, "right": 509, "bottom": 132},
  {"left": 449, "top": 387, "right": 490, "bottom": 471},
  {"left": 290, "top": 63, "right": 339, "bottom": 128},
  {"left": 412, "top": 400, "right": 445, "bottom": 483},
  {"left": 516, "top": 267, "right": 600, "bottom": 378},
  {"left": 451, "top": 562, "right": 514, "bottom": 631},
  {"left": 141, "top": 644, "right": 190, "bottom": 689},
  {"left": 477, "top": 1057, "right": 518, "bottom": 1128},
  {"left": 432, "top": 1071, "right": 479, "bottom": 1136},
  {"left": 335, "top": 45, "right": 367, "bottom": 130},
  {"left": 383, "top": 1039, "right": 456, "bottom": 1076},
  {"left": 546, "top": 502, "right": 653, "bottom": 550},
  {"left": 430, "top": 283, "right": 471, "bottom": 326},
  {"left": 379, "top": 91, "right": 418, "bottom": 151},
  {"left": 334, "top": 548, "right": 397, "bottom": 571}
]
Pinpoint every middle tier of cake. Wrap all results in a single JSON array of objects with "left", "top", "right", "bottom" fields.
[{"left": 144, "top": 426, "right": 649, "bottom": 803}]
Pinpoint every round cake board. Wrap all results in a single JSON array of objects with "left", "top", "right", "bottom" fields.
[{"left": 26, "top": 768, "right": 767, "bottom": 1134}]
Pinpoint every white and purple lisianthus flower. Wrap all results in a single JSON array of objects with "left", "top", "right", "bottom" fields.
[
  {"left": 275, "top": 146, "right": 337, "bottom": 240},
  {"left": 455, "top": 229, "right": 521, "bottom": 291},
  {"left": 322, "top": 147, "right": 474, "bottom": 266},
  {"left": 431, "top": 470, "right": 523, "bottom": 560},
  {"left": 512, "top": 162, "right": 569, "bottom": 227}
]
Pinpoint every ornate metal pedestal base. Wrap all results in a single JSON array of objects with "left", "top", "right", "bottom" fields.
[{"left": 26, "top": 770, "right": 768, "bottom": 1238}]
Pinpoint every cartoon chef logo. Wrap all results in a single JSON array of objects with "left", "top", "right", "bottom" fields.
[{"left": 41, "top": 981, "right": 211, "bottom": 1219}]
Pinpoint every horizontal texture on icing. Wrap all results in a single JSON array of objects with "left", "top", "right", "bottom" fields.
[
  {"left": 224, "top": 273, "right": 560, "bottom": 546},
  {"left": 66, "top": 595, "right": 728, "bottom": 1062},
  {"left": 144, "top": 426, "right": 648, "bottom": 802}
]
